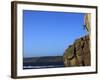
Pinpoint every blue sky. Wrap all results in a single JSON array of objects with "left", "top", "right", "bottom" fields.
[{"left": 23, "top": 10, "right": 88, "bottom": 58}]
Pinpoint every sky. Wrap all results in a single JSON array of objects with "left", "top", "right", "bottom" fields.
[{"left": 23, "top": 10, "right": 88, "bottom": 58}]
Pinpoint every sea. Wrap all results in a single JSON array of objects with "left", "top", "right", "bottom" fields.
[{"left": 23, "top": 61, "right": 65, "bottom": 69}]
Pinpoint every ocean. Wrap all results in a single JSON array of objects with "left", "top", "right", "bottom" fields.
[{"left": 23, "top": 61, "right": 65, "bottom": 69}]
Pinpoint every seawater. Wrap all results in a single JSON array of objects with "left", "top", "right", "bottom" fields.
[{"left": 23, "top": 62, "right": 64, "bottom": 69}]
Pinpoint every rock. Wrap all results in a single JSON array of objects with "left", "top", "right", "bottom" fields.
[{"left": 63, "top": 35, "right": 90, "bottom": 67}]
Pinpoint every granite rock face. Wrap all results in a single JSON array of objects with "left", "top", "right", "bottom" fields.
[{"left": 63, "top": 35, "right": 90, "bottom": 67}]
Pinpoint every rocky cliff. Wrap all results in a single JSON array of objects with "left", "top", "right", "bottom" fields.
[{"left": 63, "top": 35, "right": 90, "bottom": 67}]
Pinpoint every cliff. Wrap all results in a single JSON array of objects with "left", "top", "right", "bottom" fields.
[{"left": 63, "top": 35, "right": 90, "bottom": 67}]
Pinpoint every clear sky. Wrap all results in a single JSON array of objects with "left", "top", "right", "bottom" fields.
[{"left": 23, "top": 10, "right": 88, "bottom": 58}]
